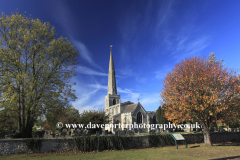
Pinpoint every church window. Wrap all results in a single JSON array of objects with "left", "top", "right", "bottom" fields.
[
  {"left": 113, "top": 98, "right": 116, "bottom": 105},
  {"left": 137, "top": 112, "right": 142, "bottom": 124}
]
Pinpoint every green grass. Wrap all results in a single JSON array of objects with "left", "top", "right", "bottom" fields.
[{"left": 1, "top": 142, "right": 239, "bottom": 160}]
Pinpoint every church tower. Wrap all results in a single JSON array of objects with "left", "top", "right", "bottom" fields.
[{"left": 105, "top": 45, "right": 121, "bottom": 116}]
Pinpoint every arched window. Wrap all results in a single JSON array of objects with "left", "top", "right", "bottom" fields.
[
  {"left": 137, "top": 112, "right": 142, "bottom": 124},
  {"left": 152, "top": 116, "right": 156, "bottom": 124},
  {"left": 113, "top": 98, "right": 116, "bottom": 105}
]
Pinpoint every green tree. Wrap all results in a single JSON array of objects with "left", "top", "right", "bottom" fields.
[
  {"left": 156, "top": 104, "right": 168, "bottom": 125},
  {"left": 0, "top": 105, "right": 18, "bottom": 131},
  {"left": 45, "top": 104, "right": 80, "bottom": 132},
  {"left": 161, "top": 53, "right": 240, "bottom": 146},
  {"left": 0, "top": 11, "right": 79, "bottom": 137},
  {"left": 78, "top": 109, "right": 110, "bottom": 132}
]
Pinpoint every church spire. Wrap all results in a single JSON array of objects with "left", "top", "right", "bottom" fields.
[{"left": 108, "top": 45, "right": 117, "bottom": 95}]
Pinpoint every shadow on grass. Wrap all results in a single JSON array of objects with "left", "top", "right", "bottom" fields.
[
  {"left": 189, "top": 145, "right": 200, "bottom": 148},
  {"left": 214, "top": 142, "right": 240, "bottom": 147}
]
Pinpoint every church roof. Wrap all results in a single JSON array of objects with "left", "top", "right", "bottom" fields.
[
  {"left": 121, "top": 101, "right": 134, "bottom": 105},
  {"left": 146, "top": 111, "right": 157, "bottom": 117},
  {"left": 124, "top": 103, "right": 138, "bottom": 113}
]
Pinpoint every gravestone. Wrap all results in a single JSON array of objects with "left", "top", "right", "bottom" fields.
[
  {"left": 160, "top": 128, "right": 163, "bottom": 133},
  {"left": 96, "top": 131, "right": 100, "bottom": 136},
  {"left": 102, "top": 130, "right": 108, "bottom": 136},
  {"left": 164, "top": 130, "right": 169, "bottom": 134},
  {"left": 105, "top": 130, "right": 108, "bottom": 136},
  {"left": 128, "top": 130, "right": 134, "bottom": 136},
  {"left": 51, "top": 133, "right": 56, "bottom": 138},
  {"left": 115, "top": 129, "right": 119, "bottom": 136},
  {"left": 83, "top": 129, "right": 88, "bottom": 136},
  {"left": 60, "top": 132, "right": 67, "bottom": 137},
  {"left": 76, "top": 129, "right": 81, "bottom": 136},
  {"left": 62, "top": 128, "right": 67, "bottom": 133},
  {"left": 152, "top": 129, "right": 156, "bottom": 134},
  {"left": 71, "top": 129, "right": 75, "bottom": 137},
  {"left": 156, "top": 128, "right": 160, "bottom": 134},
  {"left": 117, "top": 131, "right": 122, "bottom": 136},
  {"left": 149, "top": 130, "right": 152, "bottom": 135}
]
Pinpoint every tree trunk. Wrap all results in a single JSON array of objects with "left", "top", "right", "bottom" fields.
[
  {"left": 24, "top": 108, "right": 34, "bottom": 138},
  {"left": 203, "top": 127, "right": 213, "bottom": 146}
]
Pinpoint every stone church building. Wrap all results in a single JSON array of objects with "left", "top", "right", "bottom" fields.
[{"left": 105, "top": 46, "right": 157, "bottom": 133}]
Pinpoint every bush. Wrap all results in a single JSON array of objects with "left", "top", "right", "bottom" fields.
[
  {"left": 32, "top": 131, "right": 45, "bottom": 138},
  {"left": 73, "top": 136, "right": 132, "bottom": 152},
  {"left": 147, "top": 135, "right": 175, "bottom": 147}
]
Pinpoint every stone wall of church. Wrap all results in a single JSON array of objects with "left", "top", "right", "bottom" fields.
[
  {"left": 132, "top": 104, "right": 148, "bottom": 124},
  {"left": 121, "top": 113, "right": 132, "bottom": 126}
]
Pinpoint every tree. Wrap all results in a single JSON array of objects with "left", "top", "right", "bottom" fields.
[
  {"left": 0, "top": 105, "right": 18, "bottom": 131},
  {"left": 78, "top": 109, "right": 110, "bottom": 132},
  {"left": 0, "top": 11, "right": 79, "bottom": 137},
  {"left": 160, "top": 53, "right": 240, "bottom": 146},
  {"left": 45, "top": 104, "right": 80, "bottom": 132},
  {"left": 156, "top": 104, "right": 168, "bottom": 125}
]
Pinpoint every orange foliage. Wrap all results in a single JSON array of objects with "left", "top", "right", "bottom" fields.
[{"left": 160, "top": 53, "right": 240, "bottom": 126}]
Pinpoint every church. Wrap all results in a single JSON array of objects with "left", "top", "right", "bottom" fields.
[{"left": 105, "top": 46, "right": 157, "bottom": 133}]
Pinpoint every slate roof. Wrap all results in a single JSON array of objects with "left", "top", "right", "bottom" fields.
[
  {"left": 121, "top": 101, "right": 134, "bottom": 105},
  {"left": 146, "top": 111, "right": 156, "bottom": 117},
  {"left": 124, "top": 103, "right": 138, "bottom": 113}
]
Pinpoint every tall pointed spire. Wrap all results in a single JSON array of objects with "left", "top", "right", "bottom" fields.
[{"left": 108, "top": 45, "right": 117, "bottom": 95}]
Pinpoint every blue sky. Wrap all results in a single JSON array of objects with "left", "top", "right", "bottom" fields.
[{"left": 1, "top": 0, "right": 240, "bottom": 113}]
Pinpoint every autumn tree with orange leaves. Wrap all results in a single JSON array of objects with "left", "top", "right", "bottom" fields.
[{"left": 161, "top": 53, "right": 240, "bottom": 146}]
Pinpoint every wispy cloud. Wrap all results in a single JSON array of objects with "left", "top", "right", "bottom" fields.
[
  {"left": 72, "top": 41, "right": 103, "bottom": 70},
  {"left": 139, "top": 93, "right": 161, "bottom": 110},
  {"left": 156, "top": 0, "right": 174, "bottom": 28},
  {"left": 118, "top": 88, "right": 140, "bottom": 100},
  {"left": 77, "top": 66, "right": 107, "bottom": 76},
  {"left": 71, "top": 81, "right": 105, "bottom": 113},
  {"left": 173, "top": 35, "right": 210, "bottom": 61},
  {"left": 88, "top": 83, "right": 140, "bottom": 101},
  {"left": 76, "top": 97, "right": 105, "bottom": 114},
  {"left": 72, "top": 88, "right": 99, "bottom": 108},
  {"left": 88, "top": 84, "right": 107, "bottom": 90},
  {"left": 74, "top": 41, "right": 93, "bottom": 64}
]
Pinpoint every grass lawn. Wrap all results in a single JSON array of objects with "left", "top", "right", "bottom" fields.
[{"left": 1, "top": 142, "right": 239, "bottom": 160}]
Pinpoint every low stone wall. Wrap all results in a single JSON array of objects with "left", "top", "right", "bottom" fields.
[
  {"left": 0, "top": 138, "right": 76, "bottom": 156},
  {"left": 0, "top": 132, "right": 239, "bottom": 156},
  {"left": 183, "top": 132, "right": 240, "bottom": 144}
]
